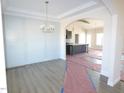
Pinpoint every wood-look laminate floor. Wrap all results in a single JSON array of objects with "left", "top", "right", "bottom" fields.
[
  {"left": 88, "top": 69, "right": 124, "bottom": 93},
  {"left": 7, "top": 59, "right": 124, "bottom": 93},
  {"left": 6, "top": 59, "right": 66, "bottom": 93}
]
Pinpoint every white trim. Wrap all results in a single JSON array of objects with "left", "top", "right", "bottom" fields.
[
  {"left": 6, "top": 58, "right": 62, "bottom": 69},
  {"left": 107, "top": 15, "right": 120, "bottom": 87},
  {"left": 5, "top": 6, "right": 57, "bottom": 19},
  {"left": 3, "top": 1, "right": 97, "bottom": 21},
  {"left": 59, "top": 56, "right": 66, "bottom": 60},
  {"left": 101, "top": 0, "right": 115, "bottom": 15},
  {"left": 108, "top": 76, "right": 120, "bottom": 87},
  {"left": 101, "top": 71, "right": 109, "bottom": 78},
  {"left": 61, "top": 6, "right": 105, "bottom": 22},
  {"left": 4, "top": 10, "right": 60, "bottom": 22},
  {"left": 58, "top": 1, "right": 97, "bottom": 19},
  {"left": 0, "top": 0, "right": 7, "bottom": 90}
]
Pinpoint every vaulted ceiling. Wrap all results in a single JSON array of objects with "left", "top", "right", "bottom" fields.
[{"left": 2, "top": 0, "right": 103, "bottom": 19}]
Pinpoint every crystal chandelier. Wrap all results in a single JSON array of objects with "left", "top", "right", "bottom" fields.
[{"left": 40, "top": 1, "right": 55, "bottom": 32}]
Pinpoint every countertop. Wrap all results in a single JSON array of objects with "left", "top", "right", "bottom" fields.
[{"left": 66, "top": 43, "right": 88, "bottom": 46}]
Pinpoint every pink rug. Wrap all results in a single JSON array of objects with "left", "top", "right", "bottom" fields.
[
  {"left": 122, "top": 61, "right": 124, "bottom": 65},
  {"left": 67, "top": 55, "right": 101, "bottom": 72},
  {"left": 64, "top": 61, "right": 97, "bottom": 93},
  {"left": 87, "top": 49, "right": 102, "bottom": 60},
  {"left": 67, "top": 54, "right": 124, "bottom": 81}
]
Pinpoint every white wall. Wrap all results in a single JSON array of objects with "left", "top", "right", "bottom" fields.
[
  {"left": 4, "top": 15, "right": 61, "bottom": 68},
  {"left": 106, "top": 0, "right": 124, "bottom": 86},
  {"left": 0, "top": 0, "right": 7, "bottom": 92},
  {"left": 112, "top": 0, "right": 124, "bottom": 57}
]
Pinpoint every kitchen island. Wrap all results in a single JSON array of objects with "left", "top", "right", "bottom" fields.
[{"left": 66, "top": 44, "right": 88, "bottom": 55}]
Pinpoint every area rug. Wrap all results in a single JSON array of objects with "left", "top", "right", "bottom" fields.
[
  {"left": 63, "top": 61, "right": 97, "bottom": 93},
  {"left": 67, "top": 55, "right": 124, "bottom": 82},
  {"left": 86, "top": 49, "right": 102, "bottom": 60},
  {"left": 84, "top": 53, "right": 102, "bottom": 60},
  {"left": 67, "top": 55, "right": 101, "bottom": 72}
]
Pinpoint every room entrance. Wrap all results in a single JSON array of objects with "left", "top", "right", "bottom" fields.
[{"left": 65, "top": 18, "right": 104, "bottom": 72}]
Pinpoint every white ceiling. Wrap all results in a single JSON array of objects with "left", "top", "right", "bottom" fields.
[
  {"left": 79, "top": 19, "right": 104, "bottom": 29},
  {"left": 2, "top": 0, "right": 99, "bottom": 19},
  {"left": 67, "top": 19, "right": 104, "bottom": 30}
]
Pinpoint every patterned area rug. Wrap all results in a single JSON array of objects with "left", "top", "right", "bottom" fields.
[
  {"left": 67, "top": 53, "right": 124, "bottom": 82},
  {"left": 63, "top": 61, "right": 97, "bottom": 93},
  {"left": 86, "top": 49, "right": 102, "bottom": 60},
  {"left": 67, "top": 55, "right": 101, "bottom": 72}
]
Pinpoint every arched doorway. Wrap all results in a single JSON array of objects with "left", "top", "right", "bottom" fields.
[
  {"left": 59, "top": 6, "right": 122, "bottom": 86},
  {"left": 60, "top": 7, "right": 112, "bottom": 74},
  {"left": 65, "top": 18, "right": 104, "bottom": 74}
]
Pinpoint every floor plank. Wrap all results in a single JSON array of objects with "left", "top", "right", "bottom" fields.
[
  {"left": 7, "top": 59, "right": 66, "bottom": 93},
  {"left": 7, "top": 59, "right": 124, "bottom": 93}
]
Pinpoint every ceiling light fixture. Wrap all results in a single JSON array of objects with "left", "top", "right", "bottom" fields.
[{"left": 40, "top": 1, "right": 55, "bottom": 32}]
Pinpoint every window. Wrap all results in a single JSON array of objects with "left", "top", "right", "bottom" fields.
[
  {"left": 96, "top": 33, "right": 103, "bottom": 46},
  {"left": 86, "top": 33, "right": 91, "bottom": 47},
  {"left": 79, "top": 32, "right": 85, "bottom": 44}
]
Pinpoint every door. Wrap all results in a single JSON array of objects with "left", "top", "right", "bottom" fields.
[{"left": 0, "top": 1, "right": 7, "bottom": 93}]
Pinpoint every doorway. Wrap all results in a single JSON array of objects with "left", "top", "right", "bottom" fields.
[{"left": 65, "top": 18, "right": 104, "bottom": 73}]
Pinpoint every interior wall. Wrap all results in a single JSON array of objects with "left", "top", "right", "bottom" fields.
[
  {"left": 0, "top": 1, "right": 7, "bottom": 89},
  {"left": 112, "top": 0, "right": 124, "bottom": 52},
  {"left": 109, "top": 0, "right": 124, "bottom": 83},
  {"left": 3, "top": 15, "right": 61, "bottom": 68}
]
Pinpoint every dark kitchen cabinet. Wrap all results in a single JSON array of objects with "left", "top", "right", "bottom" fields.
[{"left": 66, "top": 44, "right": 88, "bottom": 55}]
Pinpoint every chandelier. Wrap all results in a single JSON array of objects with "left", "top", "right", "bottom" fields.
[{"left": 40, "top": 1, "right": 55, "bottom": 32}]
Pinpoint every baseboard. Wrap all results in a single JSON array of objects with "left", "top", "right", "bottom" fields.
[
  {"left": 7, "top": 58, "right": 64, "bottom": 70},
  {"left": 101, "top": 70, "right": 109, "bottom": 78},
  {"left": 59, "top": 57, "right": 66, "bottom": 60},
  {"left": 108, "top": 76, "right": 120, "bottom": 87}
]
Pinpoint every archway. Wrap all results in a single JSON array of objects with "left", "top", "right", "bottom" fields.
[
  {"left": 60, "top": 6, "right": 112, "bottom": 73},
  {"left": 59, "top": 6, "right": 123, "bottom": 86},
  {"left": 65, "top": 18, "right": 104, "bottom": 74}
]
